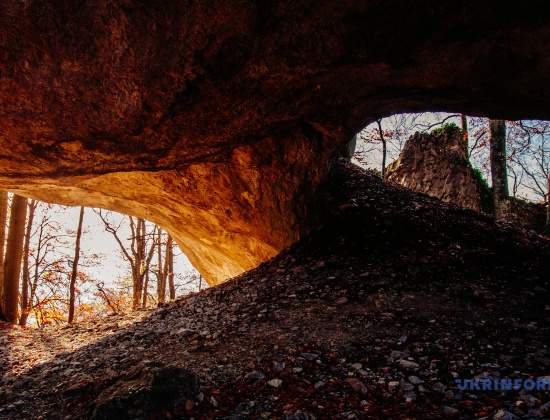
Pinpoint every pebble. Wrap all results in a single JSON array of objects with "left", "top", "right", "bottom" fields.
[
  {"left": 408, "top": 375, "right": 423, "bottom": 385},
  {"left": 345, "top": 378, "right": 368, "bottom": 395},
  {"left": 492, "top": 409, "right": 519, "bottom": 420},
  {"left": 399, "top": 359, "right": 419, "bottom": 369},
  {"left": 268, "top": 379, "right": 283, "bottom": 388},
  {"left": 244, "top": 371, "right": 266, "bottom": 384},
  {"left": 431, "top": 382, "right": 446, "bottom": 393},
  {"left": 388, "top": 381, "right": 400, "bottom": 392},
  {"left": 442, "top": 406, "right": 459, "bottom": 416},
  {"left": 300, "top": 353, "right": 319, "bottom": 361},
  {"left": 404, "top": 391, "right": 417, "bottom": 402}
]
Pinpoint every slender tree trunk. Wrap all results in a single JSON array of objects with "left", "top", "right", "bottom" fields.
[
  {"left": 489, "top": 120, "right": 510, "bottom": 221},
  {"left": 1, "top": 195, "right": 28, "bottom": 323},
  {"left": 156, "top": 228, "right": 165, "bottom": 304},
  {"left": 141, "top": 224, "right": 157, "bottom": 309},
  {"left": 19, "top": 200, "right": 36, "bottom": 326},
  {"left": 377, "top": 120, "right": 387, "bottom": 179},
  {"left": 0, "top": 192, "right": 8, "bottom": 307},
  {"left": 68, "top": 207, "right": 85, "bottom": 323},
  {"left": 142, "top": 270, "right": 149, "bottom": 308},
  {"left": 131, "top": 217, "right": 146, "bottom": 311},
  {"left": 546, "top": 175, "right": 550, "bottom": 230},
  {"left": 461, "top": 114, "right": 469, "bottom": 158},
  {"left": 166, "top": 235, "right": 175, "bottom": 300}
]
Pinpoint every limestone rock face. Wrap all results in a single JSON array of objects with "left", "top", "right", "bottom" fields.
[
  {"left": 2, "top": 1, "right": 550, "bottom": 282},
  {"left": 0, "top": 128, "right": 338, "bottom": 284},
  {"left": 387, "top": 128, "right": 483, "bottom": 212}
]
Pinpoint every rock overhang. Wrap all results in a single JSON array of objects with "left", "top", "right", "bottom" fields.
[{"left": 1, "top": 1, "right": 550, "bottom": 283}]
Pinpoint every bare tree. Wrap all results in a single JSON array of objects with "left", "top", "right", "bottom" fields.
[
  {"left": 354, "top": 113, "right": 462, "bottom": 173},
  {"left": 19, "top": 200, "right": 37, "bottom": 326},
  {"left": 489, "top": 120, "right": 510, "bottom": 221},
  {"left": 461, "top": 114, "right": 469, "bottom": 157},
  {"left": 67, "top": 207, "right": 85, "bottom": 323},
  {"left": 376, "top": 119, "right": 387, "bottom": 179},
  {"left": 167, "top": 234, "right": 175, "bottom": 300},
  {"left": 1, "top": 195, "right": 28, "bottom": 323},
  {"left": 95, "top": 211, "right": 156, "bottom": 310},
  {"left": 156, "top": 228, "right": 166, "bottom": 304}
]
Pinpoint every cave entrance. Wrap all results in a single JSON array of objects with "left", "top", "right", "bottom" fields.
[
  {"left": 0, "top": 194, "right": 205, "bottom": 327},
  {"left": 351, "top": 113, "right": 549, "bottom": 230}
]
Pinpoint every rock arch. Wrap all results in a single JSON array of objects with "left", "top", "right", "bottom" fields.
[{"left": 2, "top": 1, "right": 550, "bottom": 283}]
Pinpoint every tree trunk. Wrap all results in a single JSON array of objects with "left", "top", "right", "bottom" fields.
[
  {"left": 166, "top": 234, "right": 175, "bottom": 300},
  {"left": 131, "top": 266, "right": 141, "bottom": 310},
  {"left": 1, "top": 195, "right": 28, "bottom": 323},
  {"left": 131, "top": 217, "right": 146, "bottom": 311},
  {"left": 68, "top": 207, "right": 85, "bottom": 323},
  {"left": 377, "top": 120, "right": 387, "bottom": 179},
  {"left": 0, "top": 192, "right": 8, "bottom": 307},
  {"left": 19, "top": 200, "right": 36, "bottom": 326},
  {"left": 142, "top": 224, "right": 157, "bottom": 309},
  {"left": 546, "top": 175, "right": 550, "bottom": 230},
  {"left": 489, "top": 120, "right": 509, "bottom": 221},
  {"left": 142, "top": 270, "right": 149, "bottom": 308},
  {"left": 461, "top": 114, "right": 469, "bottom": 157},
  {"left": 156, "top": 228, "right": 165, "bottom": 304}
]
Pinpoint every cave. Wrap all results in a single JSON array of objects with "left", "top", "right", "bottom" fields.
[{"left": 1, "top": 1, "right": 550, "bottom": 285}]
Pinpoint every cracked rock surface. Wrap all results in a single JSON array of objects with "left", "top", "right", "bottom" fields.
[{"left": 2, "top": 1, "right": 550, "bottom": 283}]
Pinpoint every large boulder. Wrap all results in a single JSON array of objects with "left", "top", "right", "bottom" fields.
[
  {"left": 386, "top": 125, "right": 484, "bottom": 212},
  {"left": 2, "top": 1, "right": 550, "bottom": 283}
]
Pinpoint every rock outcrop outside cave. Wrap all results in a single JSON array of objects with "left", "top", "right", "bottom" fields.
[
  {"left": 3, "top": 1, "right": 550, "bottom": 284},
  {"left": 386, "top": 126, "right": 548, "bottom": 232},
  {"left": 386, "top": 126, "right": 484, "bottom": 212}
]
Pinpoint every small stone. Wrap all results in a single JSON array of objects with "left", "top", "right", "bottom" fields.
[
  {"left": 442, "top": 406, "right": 459, "bottom": 416},
  {"left": 345, "top": 378, "right": 368, "bottom": 395},
  {"left": 244, "top": 370, "right": 266, "bottom": 384},
  {"left": 492, "top": 409, "right": 519, "bottom": 420},
  {"left": 408, "top": 375, "right": 424, "bottom": 385},
  {"left": 176, "top": 328, "right": 195, "bottom": 337},
  {"left": 404, "top": 391, "right": 417, "bottom": 402},
  {"left": 399, "top": 359, "right": 419, "bottom": 369},
  {"left": 273, "top": 361, "right": 285, "bottom": 373},
  {"left": 432, "top": 382, "right": 446, "bottom": 393},
  {"left": 388, "top": 381, "right": 400, "bottom": 392},
  {"left": 300, "top": 353, "right": 319, "bottom": 361},
  {"left": 335, "top": 296, "right": 348, "bottom": 305},
  {"left": 268, "top": 378, "right": 283, "bottom": 388},
  {"left": 351, "top": 363, "right": 362, "bottom": 370},
  {"left": 284, "top": 411, "right": 313, "bottom": 420},
  {"left": 402, "top": 382, "right": 414, "bottom": 391},
  {"left": 539, "top": 401, "right": 550, "bottom": 414}
]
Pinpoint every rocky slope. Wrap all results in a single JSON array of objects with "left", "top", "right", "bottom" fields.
[{"left": 1, "top": 162, "right": 549, "bottom": 419}]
